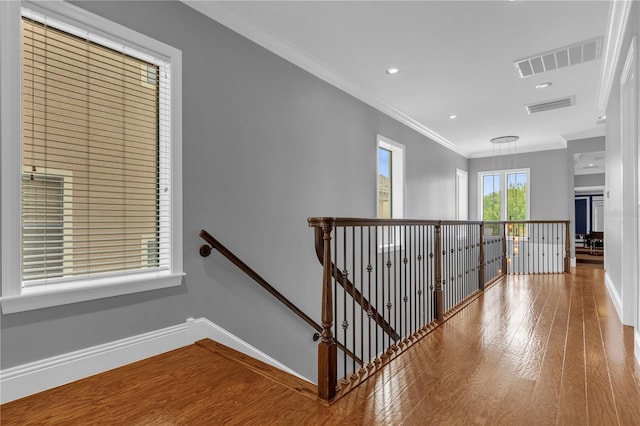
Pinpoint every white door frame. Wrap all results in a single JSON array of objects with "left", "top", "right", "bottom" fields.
[{"left": 620, "top": 37, "right": 637, "bottom": 327}]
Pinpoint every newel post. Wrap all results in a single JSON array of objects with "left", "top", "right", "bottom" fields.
[
  {"left": 502, "top": 223, "right": 508, "bottom": 275},
  {"left": 564, "top": 220, "right": 570, "bottom": 273},
  {"left": 318, "top": 219, "right": 337, "bottom": 401},
  {"left": 478, "top": 223, "right": 485, "bottom": 290},
  {"left": 434, "top": 223, "right": 444, "bottom": 322}
]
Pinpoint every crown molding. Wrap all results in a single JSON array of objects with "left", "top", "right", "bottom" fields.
[
  {"left": 596, "top": 0, "right": 633, "bottom": 111},
  {"left": 181, "top": 1, "right": 466, "bottom": 157}
]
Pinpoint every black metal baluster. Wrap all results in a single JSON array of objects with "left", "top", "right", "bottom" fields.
[
  {"left": 351, "top": 226, "right": 356, "bottom": 377},
  {"left": 366, "top": 226, "right": 372, "bottom": 366},
  {"left": 557, "top": 222, "right": 561, "bottom": 272},
  {"left": 527, "top": 223, "right": 531, "bottom": 274},
  {"left": 545, "top": 223, "right": 548, "bottom": 273},
  {"left": 412, "top": 225, "right": 417, "bottom": 336},
  {"left": 448, "top": 226, "right": 453, "bottom": 310},
  {"left": 393, "top": 225, "right": 397, "bottom": 346},
  {"left": 369, "top": 225, "right": 380, "bottom": 356},
  {"left": 342, "top": 227, "right": 348, "bottom": 382},
  {"left": 416, "top": 225, "right": 421, "bottom": 333},
  {"left": 427, "top": 224, "right": 432, "bottom": 323},
  {"left": 333, "top": 226, "right": 338, "bottom": 374},
  {"left": 403, "top": 225, "right": 408, "bottom": 342},
  {"left": 386, "top": 224, "right": 391, "bottom": 351}
]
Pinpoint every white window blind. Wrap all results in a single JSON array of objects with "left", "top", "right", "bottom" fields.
[
  {"left": 21, "top": 13, "right": 172, "bottom": 286},
  {"left": 22, "top": 173, "right": 65, "bottom": 281}
]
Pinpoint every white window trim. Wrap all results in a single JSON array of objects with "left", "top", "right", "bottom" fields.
[
  {"left": 478, "top": 168, "right": 530, "bottom": 221},
  {"left": 377, "top": 135, "right": 405, "bottom": 219},
  {"left": 1, "top": 1, "right": 184, "bottom": 314},
  {"left": 455, "top": 168, "right": 468, "bottom": 221},
  {"left": 376, "top": 135, "right": 405, "bottom": 252}
]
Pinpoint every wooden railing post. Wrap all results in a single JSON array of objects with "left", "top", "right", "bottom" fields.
[
  {"left": 502, "top": 222, "right": 508, "bottom": 275},
  {"left": 434, "top": 223, "right": 444, "bottom": 322},
  {"left": 564, "top": 220, "right": 570, "bottom": 273},
  {"left": 318, "top": 219, "right": 337, "bottom": 401},
  {"left": 478, "top": 223, "right": 485, "bottom": 290}
]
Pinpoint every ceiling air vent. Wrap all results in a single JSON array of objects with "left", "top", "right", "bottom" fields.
[
  {"left": 514, "top": 37, "right": 603, "bottom": 78},
  {"left": 525, "top": 96, "right": 575, "bottom": 114}
]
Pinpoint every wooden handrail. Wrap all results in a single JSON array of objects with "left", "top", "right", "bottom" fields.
[
  {"left": 308, "top": 217, "right": 569, "bottom": 227},
  {"left": 312, "top": 227, "right": 401, "bottom": 341},
  {"left": 199, "top": 229, "right": 362, "bottom": 365}
]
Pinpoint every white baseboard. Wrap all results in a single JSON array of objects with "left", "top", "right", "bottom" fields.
[
  {"left": 0, "top": 317, "right": 309, "bottom": 404},
  {"left": 604, "top": 272, "right": 623, "bottom": 322},
  {"left": 192, "top": 317, "right": 310, "bottom": 382}
]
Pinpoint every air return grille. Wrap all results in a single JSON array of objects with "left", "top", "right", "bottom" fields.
[
  {"left": 514, "top": 37, "right": 603, "bottom": 78},
  {"left": 525, "top": 96, "right": 575, "bottom": 114}
]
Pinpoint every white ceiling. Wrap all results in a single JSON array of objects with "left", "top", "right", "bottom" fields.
[{"left": 184, "top": 1, "right": 610, "bottom": 159}]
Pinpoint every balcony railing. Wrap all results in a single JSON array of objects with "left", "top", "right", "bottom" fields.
[{"left": 308, "top": 218, "right": 569, "bottom": 401}]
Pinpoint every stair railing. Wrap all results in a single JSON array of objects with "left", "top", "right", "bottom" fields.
[{"left": 308, "top": 218, "right": 570, "bottom": 401}]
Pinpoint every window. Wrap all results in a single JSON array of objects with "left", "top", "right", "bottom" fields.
[
  {"left": 1, "top": 1, "right": 183, "bottom": 313},
  {"left": 479, "top": 169, "right": 530, "bottom": 222},
  {"left": 378, "top": 147, "right": 392, "bottom": 218},
  {"left": 377, "top": 135, "right": 405, "bottom": 219}
]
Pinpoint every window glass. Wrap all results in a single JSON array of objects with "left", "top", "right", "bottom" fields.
[
  {"left": 506, "top": 172, "right": 528, "bottom": 221},
  {"left": 21, "top": 173, "right": 65, "bottom": 281},
  {"left": 378, "top": 147, "right": 392, "bottom": 219},
  {"left": 20, "top": 15, "right": 166, "bottom": 285},
  {"left": 482, "top": 174, "right": 501, "bottom": 221}
]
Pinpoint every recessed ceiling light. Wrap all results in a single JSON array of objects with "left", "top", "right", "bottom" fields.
[
  {"left": 448, "top": 114, "right": 457, "bottom": 119},
  {"left": 385, "top": 67, "right": 400, "bottom": 75},
  {"left": 598, "top": 115, "right": 607, "bottom": 120},
  {"left": 535, "top": 82, "right": 552, "bottom": 89}
]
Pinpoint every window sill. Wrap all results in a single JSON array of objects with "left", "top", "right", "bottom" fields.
[{"left": 0, "top": 272, "right": 185, "bottom": 314}]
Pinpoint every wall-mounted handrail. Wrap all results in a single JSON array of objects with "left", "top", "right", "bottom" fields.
[{"left": 199, "top": 229, "right": 362, "bottom": 366}]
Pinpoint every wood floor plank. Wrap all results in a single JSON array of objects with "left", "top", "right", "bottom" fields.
[
  {"left": 469, "top": 276, "right": 549, "bottom": 425},
  {"left": 2, "top": 269, "right": 638, "bottom": 425},
  {"left": 556, "top": 273, "right": 588, "bottom": 425},
  {"left": 525, "top": 275, "right": 572, "bottom": 425},
  {"left": 581, "top": 272, "right": 620, "bottom": 425}
]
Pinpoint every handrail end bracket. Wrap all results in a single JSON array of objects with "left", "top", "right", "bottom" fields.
[{"left": 199, "top": 244, "right": 212, "bottom": 257}]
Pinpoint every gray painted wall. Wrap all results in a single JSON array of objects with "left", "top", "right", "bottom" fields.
[
  {"left": 1, "top": 1, "right": 467, "bottom": 378},
  {"left": 574, "top": 173, "right": 605, "bottom": 188},
  {"left": 468, "top": 149, "right": 569, "bottom": 221}
]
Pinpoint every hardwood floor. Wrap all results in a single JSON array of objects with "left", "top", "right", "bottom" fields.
[
  {"left": 575, "top": 247, "right": 604, "bottom": 268},
  {"left": 2, "top": 268, "right": 639, "bottom": 425}
]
